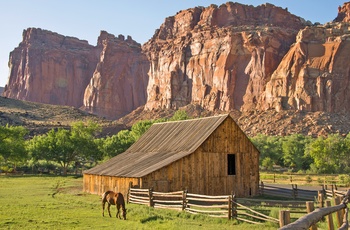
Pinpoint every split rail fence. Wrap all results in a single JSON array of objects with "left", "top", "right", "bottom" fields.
[
  {"left": 279, "top": 190, "right": 350, "bottom": 230},
  {"left": 128, "top": 186, "right": 349, "bottom": 228},
  {"left": 128, "top": 187, "right": 279, "bottom": 224},
  {"left": 260, "top": 182, "right": 318, "bottom": 200}
]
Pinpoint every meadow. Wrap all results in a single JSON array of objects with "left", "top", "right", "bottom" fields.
[{"left": 0, "top": 175, "right": 279, "bottom": 230}]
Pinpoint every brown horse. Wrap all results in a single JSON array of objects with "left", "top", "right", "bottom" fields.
[{"left": 101, "top": 191, "right": 127, "bottom": 220}]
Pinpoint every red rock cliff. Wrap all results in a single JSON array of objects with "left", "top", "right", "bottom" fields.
[
  {"left": 262, "top": 21, "right": 350, "bottom": 113},
  {"left": 334, "top": 2, "right": 350, "bottom": 22},
  {"left": 3, "top": 28, "right": 100, "bottom": 107},
  {"left": 82, "top": 32, "right": 149, "bottom": 119},
  {"left": 142, "top": 2, "right": 307, "bottom": 111}
]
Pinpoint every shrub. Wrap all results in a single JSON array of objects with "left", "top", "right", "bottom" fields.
[{"left": 305, "top": 175, "right": 312, "bottom": 184}]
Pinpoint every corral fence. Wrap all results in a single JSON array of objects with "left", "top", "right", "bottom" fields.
[
  {"left": 128, "top": 187, "right": 284, "bottom": 225},
  {"left": 279, "top": 190, "right": 350, "bottom": 230},
  {"left": 260, "top": 182, "right": 318, "bottom": 200},
  {"left": 260, "top": 181, "right": 349, "bottom": 201}
]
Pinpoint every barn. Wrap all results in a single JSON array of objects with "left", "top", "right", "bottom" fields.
[{"left": 83, "top": 114, "right": 260, "bottom": 197}]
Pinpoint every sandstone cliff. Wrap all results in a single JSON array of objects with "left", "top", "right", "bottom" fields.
[
  {"left": 143, "top": 2, "right": 307, "bottom": 112},
  {"left": 5, "top": 2, "right": 350, "bottom": 123},
  {"left": 334, "top": 2, "right": 350, "bottom": 22},
  {"left": 82, "top": 32, "right": 149, "bottom": 119},
  {"left": 262, "top": 2, "right": 350, "bottom": 113},
  {"left": 3, "top": 28, "right": 148, "bottom": 119},
  {"left": 3, "top": 28, "right": 100, "bottom": 107}
]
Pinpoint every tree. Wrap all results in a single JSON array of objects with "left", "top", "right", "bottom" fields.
[
  {"left": 0, "top": 125, "right": 28, "bottom": 171},
  {"left": 99, "top": 130, "right": 135, "bottom": 158},
  {"left": 251, "top": 134, "right": 282, "bottom": 165},
  {"left": 169, "top": 110, "right": 191, "bottom": 121},
  {"left": 27, "top": 121, "right": 101, "bottom": 175},
  {"left": 261, "top": 157, "right": 274, "bottom": 171},
  {"left": 281, "top": 134, "right": 311, "bottom": 171},
  {"left": 306, "top": 134, "right": 346, "bottom": 173}
]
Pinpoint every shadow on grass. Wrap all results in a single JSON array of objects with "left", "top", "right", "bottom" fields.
[{"left": 140, "top": 215, "right": 164, "bottom": 223}]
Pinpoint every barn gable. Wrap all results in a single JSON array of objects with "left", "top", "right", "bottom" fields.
[{"left": 84, "top": 114, "right": 229, "bottom": 177}]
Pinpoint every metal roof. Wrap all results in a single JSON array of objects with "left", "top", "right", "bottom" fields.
[{"left": 84, "top": 114, "right": 230, "bottom": 177}]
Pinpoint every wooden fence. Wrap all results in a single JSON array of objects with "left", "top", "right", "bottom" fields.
[
  {"left": 260, "top": 182, "right": 318, "bottom": 200},
  {"left": 128, "top": 186, "right": 349, "bottom": 228},
  {"left": 279, "top": 190, "right": 350, "bottom": 230},
  {"left": 128, "top": 187, "right": 280, "bottom": 224}
]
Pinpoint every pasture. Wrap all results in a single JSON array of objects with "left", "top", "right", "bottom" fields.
[{"left": 0, "top": 175, "right": 278, "bottom": 230}]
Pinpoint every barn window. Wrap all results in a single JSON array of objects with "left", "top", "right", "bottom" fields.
[{"left": 227, "top": 154, "right": 236, "bottom": 175}]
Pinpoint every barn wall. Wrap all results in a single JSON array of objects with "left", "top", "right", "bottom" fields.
[
  {"left": 83, "top": 174, "right": 140, "bottom": 196},
  {"left": 142, "top": 117, "right": 259, "bottom": 196}
]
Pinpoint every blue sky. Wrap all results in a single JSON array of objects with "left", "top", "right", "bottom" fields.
[{"left": 0, "top": 0, "right": 345, "bottom": 87}]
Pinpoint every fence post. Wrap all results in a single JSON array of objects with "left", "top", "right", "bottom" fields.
[
  {"left": 228, "top": 194, "right": 232, "bottom": 220},
  {"left": 148, "top": 187, "right": 154, "bottom": 207},
  {"left": 334, "top": 196, "right": 343, "bottom": 227},
  {"left": 306, "top": 201, "right": 317, "bottom": 230},
  {"left": 127, "top": 182, "right": 133, "bottom": 204},
  {"left": 318, "top": 191, "right": 325, "bottom": 208},
  {"left": 232, "top": 194, "right": 237, "bottom": 219},
  {"left": 279, "top": 210, "right": 290, "bottom": 228},
  {"left": 325, "top": 200, "right": 334, "bottom": 230},
  {"left": 331, "top": 185, "right": 335, "bottom": 197},
  {"left": 260, "top": 181, "right": 264, "bottom": 196},
  {"left": 182, "top": 190, "right": 187, "bottom": 211},
  {"left": 292, "top": 184, "right": 298, "bottom": 199}
]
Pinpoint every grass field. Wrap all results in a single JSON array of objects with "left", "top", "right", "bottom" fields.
[{"left": 0, "top": 175, "right": 280, "bottom": 230}]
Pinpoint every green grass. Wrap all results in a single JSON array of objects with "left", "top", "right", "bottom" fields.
[{"left": 0, "top": 175, "right": 283, "bottom": 230}]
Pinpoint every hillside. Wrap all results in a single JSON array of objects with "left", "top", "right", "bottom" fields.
[
  {"left": 1, "top": 95, "right": 350, "bottom": 138},
  {"left": 0, "top": 96, "right": 125, "bottom": 137}
]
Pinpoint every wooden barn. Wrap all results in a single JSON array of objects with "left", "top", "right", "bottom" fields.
[{"left": 83, "top": 114, "right": 260, "bottom": 197}]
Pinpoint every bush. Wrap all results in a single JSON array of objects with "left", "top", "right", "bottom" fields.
[
  {"left": 317, "top": 177, "right": 323, "bottom": 185},
  {"left": 339, "top": 174, "right": 350, "bottom": 186},
  {"left": 305, "top": 175, "right": 312, "bottom": 184}
]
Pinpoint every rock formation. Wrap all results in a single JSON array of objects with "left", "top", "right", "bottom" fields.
[
  {"left": 3, "top": 29, "right": 148, "bottom": 119},
  {"left": 334, "top": 2, "right": 350, "bottom": 22},
  {"left": 82, "top": 32, "right": 149, "bottom": 119},
  {"left": 3, "top": 28, "right": 100, "bottom": 107},
  {"left": 262, "top": 5, "right": 350, "bottom": 113},
  {"left": 5, "top": 2, "right": 350, "bottom": 121},
  {"left": 143, "top": 2, "right": 307, "bottom": 111}
]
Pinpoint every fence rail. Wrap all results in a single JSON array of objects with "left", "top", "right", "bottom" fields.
[
  {"left": 128, "top": 187, "right": 299, "bottom": 224},
  {"left": 128, "top": 185, "right": 350, "bottom": 228},
  {"left": 260, "top": 182, "right": 318, "bottom": 200},
  {"left": 279, "top": 190, "right": 350, "bottom": 229}
]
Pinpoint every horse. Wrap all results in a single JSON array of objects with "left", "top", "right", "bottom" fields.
[{"left": 101, "top": 191, "right": 127, "bottom": 220}]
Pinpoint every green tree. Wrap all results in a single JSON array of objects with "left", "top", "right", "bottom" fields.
[
  {"left": 130, "top": 120, "right": 155, "bottom": 140},
  {"left": 261, "top": 157, "right": 274, "bottom": 171},
  {"left": 0, "top": 125, "right": 28, "bottom": 171},
  {"left": 169, "top": 110, "right": 191, "bottom": 121},
  {"left": 306, "top": 134, "right": 346, "bottom": 173},
  {"left": 281, "top": 134, "right": 311, "bottom": 171},
  {"left": 27, "top": 121, "right": 101, "bottom": 175},
  {"left": 251, "top": 134, "right": 282, "bottom": 166},
  {"left": 99, "top": 130, "right": 136, "bottom": 159}
]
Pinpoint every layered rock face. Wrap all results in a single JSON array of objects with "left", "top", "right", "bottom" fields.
[
  {"left": 3, "top": 28, "right": 148, "bottom": 119},
  {"left": 143, "top": 2, "right": 307, "bottom": 111},
  {"left": 82, "top": 32, "right": 149, "bottom": 119},
  {"left": 262, "top": 7, "right": 350, "bottom": 113},
  {"left": 5, "top": 2, "right": 350, "bottom": 119},
  {"left": 3, "top": 28, "right": 99, "bottom": 107},
  {"left": 334, "top": 2, "right": 350, "bottom": 22}
]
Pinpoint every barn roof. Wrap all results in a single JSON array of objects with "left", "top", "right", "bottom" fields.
[{"left": 84, "top": 114, "right": 231, "bottom": 177}]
